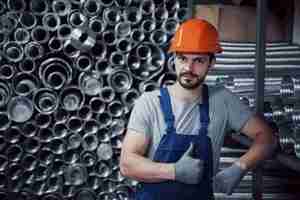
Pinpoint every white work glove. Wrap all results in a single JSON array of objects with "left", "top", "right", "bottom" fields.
[
  {"left": 174, "top": 143, "right": 204, "bottom": 184},
  {"left": 213, "top": 162, "right": 247, "bottom": 195}
]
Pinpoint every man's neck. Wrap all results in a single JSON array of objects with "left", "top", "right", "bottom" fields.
[{"left": 168, "top": 82, "right": 203, "bottom": 103}]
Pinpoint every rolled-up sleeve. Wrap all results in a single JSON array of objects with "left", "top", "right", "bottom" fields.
[
  {"left": 224, "top": 88, "right": 254, "bottom": 132},
  {"left": 127, "top": 94, "right": 152, "bottom": 138}
]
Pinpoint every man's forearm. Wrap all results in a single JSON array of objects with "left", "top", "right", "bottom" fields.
[
  {"left": 120, "top": 152, "right": 175, "bottom": 183},
  {"left": 239, "top": 132, "right": 277, "bottom": 170}
]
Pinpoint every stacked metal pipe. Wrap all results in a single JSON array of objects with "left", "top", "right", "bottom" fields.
[
  {"left": 0, "top": 0, "right": 189, "bottom": 199},
  {"left": 204, "top": 42, "right": 300, "bottom": 159}
]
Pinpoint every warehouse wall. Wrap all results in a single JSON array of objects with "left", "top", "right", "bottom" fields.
[
  {"left": 194, "top": 4, "right": 289, "bottom": 42},
  {"left": 293, "top": 0, "right": 300, "bottom": 44}
]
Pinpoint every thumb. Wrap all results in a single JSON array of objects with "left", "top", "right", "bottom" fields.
[{"left": 183, "top": 143, "right": 194, "bottom": 157}]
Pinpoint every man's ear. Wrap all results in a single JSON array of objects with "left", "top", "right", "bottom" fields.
[{"left": 209, "top": 58, "right": 216, "bottom": 69}]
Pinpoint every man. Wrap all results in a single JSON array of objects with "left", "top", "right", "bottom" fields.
[{"left": 120, "top": 18, "right": 277, "bottom": 199}]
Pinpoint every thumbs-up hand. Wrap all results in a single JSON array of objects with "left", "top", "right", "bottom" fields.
[{"left": 174, "top": 143, "right": 204, "bottom": 184}]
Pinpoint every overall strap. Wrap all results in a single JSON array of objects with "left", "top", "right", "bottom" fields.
[
  {"left": 159, "top": 87, "right": 176, "bottom": 132},
  {"left": 199, "top": 84, "right": 210, "bottom": 136}
]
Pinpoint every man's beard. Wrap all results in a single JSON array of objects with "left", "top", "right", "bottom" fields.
[{"left": 178, "top": 72, "right": 205, "bottom": 89}]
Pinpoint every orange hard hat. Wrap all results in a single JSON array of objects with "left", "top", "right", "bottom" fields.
[{"left": 169, "top": 18, "right": 223, "bottom": 54}]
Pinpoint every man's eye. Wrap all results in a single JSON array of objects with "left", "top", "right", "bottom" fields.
[
  {"left": 179, "top": 56, "right": 186, "bottom": 62},
  {"left": 194, "top": 58, "right": 205, "bottom": 63}
]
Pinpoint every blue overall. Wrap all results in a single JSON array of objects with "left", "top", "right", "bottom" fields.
[{"left": 135, "top": 84, "right": 214, "bottom": 200}]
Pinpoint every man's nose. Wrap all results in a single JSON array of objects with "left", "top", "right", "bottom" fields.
[{"left": 183, "top": 60, "right": 195, "bottom": 71}]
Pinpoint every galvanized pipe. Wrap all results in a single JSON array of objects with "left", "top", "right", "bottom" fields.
[
  {"left": 14, "top": 28, "right": 30, "bottom": 44},
  {"left": 130, "top": 28, "right": 145, "bottom": 45},
  {"left": 47, "top": 138, "right": 66, "bottom": 155},
  {"left": 67, "top": 116, "right": 84, "bottom": 133},
  {"left": 0, "top": 31, "right": 7, "bottom": 46},
  {"left": 100, "top": 86, "right": 116, "bottom": 103},
  {"left": 150, "top": 29, "right": 168, "bottom": 46},
  {"left": 46, "top": 72, "right": 66, "bottom": 89},
  {"left": 3, "top": 41, "right": 24, "bottom": 63},
  {"left": 67, "top": 134, "right": 82, "bottom": 150},
  {"left": 48, "top": 37, "right": 63, "bottom": 52},
  {"left": 24, "top": 42, "right": 44, "bottom": 59},
  {"left": 54, "top": 108, "right": 69, "bottom": 123},
  {"left": 109, "top": 52, "right": 125, "bottom": 66},
  {"left": 12, "top": 72, "right": 39, "bottom": 96},
  {"left": 116, "top": 38, "right": 132, "bottom": 53},
  {"left": 141, "top": 19, "right": 156, "bottom": 33},
  {"left": 90, "top": 41, "right": 107, "bottom": 59},
  {"left": 162, "top": 18, "right": 179, "bottom": 35},
  {"left": 0, "top": 112, "right": 11, "bottom": 131},
  {"left": 115, "top": 21, "right": 131, "bottom": 38},
  {"left": 52, "top": 0, "right": 71, "bottom": 16},
  {"left": 154, "top": 7, "right": 169, "bottom": 22},
  {"left": 19, "top": 59, "right": 36, "bottom": 73},
  {"left": 97, "top": 143, "right": 113, "bottom": 161},
  {"left": 121, "top": 89, "right": 140, "bottom": 112},
  {"left": 64, "top": 164, "right": 88, "bottom": 186},
  {"left": 141, "top": 0, "right": 155, "bottom": 16},
  {"left": 83, "top": 0, "right": 101, "bottom": 16},
  {"left": 22, "top": 154, "right": 38, "bottom": 171},
  {"left": 57, "top": 24, "right": 72, "bottom": 40},
  {"left": 19, "top": 12, "right": 37, "bottom": 30},
  {"left": 108, "top": 68, "right": 133, "bottom": 93},
  {"left": 34, "top": 113, "right": 52, "bottom": 129},
  {"left": 76, "top": 54, "right": 93, "bottom": 71},
  {"left": 84, "top": 119, "right": 100, "bottom": 134},
  {"left": 89, "top": 97, "right": 105, "bottom": 114},
  {"left": 103, "top": 7, "right": 122, "bottom": 26},
  {"left": 77, "top": 106, "right": 93, "bottom": 120},
  {"left": 5, "top": 126, "right": 23, "bottom": 144},
  {"left": 0, "top": 12, "right": 18, "bottom": 33},
  {"left": 0, "top": 64, "right": 15, "bottom": 80},
  {"left": 42, "top": 13, "right": 61, "bottom": 32},
  {"left": 89, "top": 17, "right": 106, "bottom": 34},
  {"left": 7, "top": 96, "right": 33, "bottom": 123},
  {"left": 68, "top": 11, "right": 88, "bottom": 28},
  {"left": 59, "top": 86, "right": 85, "bottom": 111},
  {"left": 33, "top": 88, "right": 59, "bottom": 114},
  {"left": 30, "top": 0, "right": 49, "bottom": 15},
  {"left": 97, "top": 112, "right": 112, "bottom": 128},
  {"left": 63, "top": 39, "right": 80, "bottom": 58},
  {"left": 82, "top": 133, "right": 99, "bottom": 151},
  {"left": 99, "top": 0, "right": 114, "bottom": 7},
  {"left": 31, "top": 26, "right": 50, "bottom": 43},
  {"left": 107, "top": 101, "right": 124, "bottom": 118},
  {"left": 0, "top": 80, "right": 11, "bottom": 108},
  {"left": 6, "top": 144, "right": 23, "bottom": 162},
  {"left": 24, "top": 137, "right": 41, "bottom": 154},
  {"left": 80, "top": 151, "right": 97, "bottom": 168},
  {"left": 38, "top": 128, "right": 54, "bottom": 143},
  {"left": 53, "top": 122, "right": 69, "bottom": 139},
  {"left": 95, "top": 59, "right": 112, "bottom": 75},
  {"left": 22, "top": 122, "right": 37, "bottom": 138}
]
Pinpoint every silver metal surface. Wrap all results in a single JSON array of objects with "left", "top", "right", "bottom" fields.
[
  {"left": 59, "top": 86, "right": 85, "bottom": 111},
  {"left": 33, "top": 88, "right": 59, "bottom": 114},
  {"left": 12, "top": 72, "right": 39, "bottom": 96},
  {"left": 3, "top": 41, "right": 24, "bottom": 62},
  {"left": 7, "top": 96, "right": 33, "bottom": 123},
  {"left": 24, "top": 42, "right": 44, "bottom": 59}
]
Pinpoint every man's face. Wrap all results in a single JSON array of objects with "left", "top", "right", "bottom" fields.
[{"left": 174, "top": 53, "right": 212, "bottom": 90}]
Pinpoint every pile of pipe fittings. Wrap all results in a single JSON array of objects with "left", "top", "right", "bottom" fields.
[
  {"left": 215, "top": 40, "right": 300, "bottom": 157},
  {"left": 0, "top": 0, "right": 188, "bottom": 199}
]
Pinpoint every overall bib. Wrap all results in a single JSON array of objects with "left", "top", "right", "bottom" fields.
[{"left": 135, "top": 85, "right": 214, "bottom": 200}]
